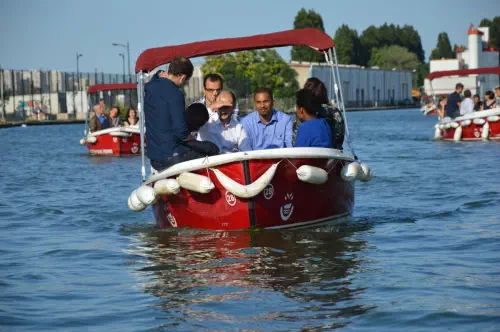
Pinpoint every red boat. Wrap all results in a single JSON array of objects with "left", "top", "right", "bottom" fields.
[
  {"left": 428, "top": 67, "right": 500, "bottom": 141},
  {"left": 80, "top": 83, "right": 142, "bottom": 155},
  {"left": 127, "top": 28, "right": 373, "bottom": 230}
]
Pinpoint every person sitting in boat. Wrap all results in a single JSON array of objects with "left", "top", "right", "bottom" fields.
[
  {"left": 459, "top": 89, "right": 474, "bottom": 116},
  {"left": 437, "top": 96, "right": 447, "bottom": 119},
  {"left": 197, "top": 90, "right": 251, "bottom": 153},
  {"left": 89, "top": 104, "right": 109, "bottom": 132},
  {"left": 302, "top": 77, "right": 345, "bottom": 150},
  {"left": 482, "top": 91, "right": 497, "bottom": 110},
  {"left": 182, "top": 102, "right": 220, "bottom": 157},
  {"left": 473, "top": 94, "right": 482, "bottom": 112},
  {"left": 145, "top": 56, "right": 218, "bottom": 173},
  {"left": 294, "top": 88, "right": 332, "bottom": 148},
  {"left": 193, "top": 73, "right": 240, "bottom": 120},
  {"left": 108, "top": 106, "right": 122, "bottom": 127},
  {"left": 495, "top": 86, "right": 500, "bottom": 106},
  {"left": 445, "top": 83, "right": 463, "bottom": 118},
  {"left": 123, "top": 107, "right": 139, "bottom": 127},
  {"left": 241, "top": 88, "right": 293, "bottom": 150}
]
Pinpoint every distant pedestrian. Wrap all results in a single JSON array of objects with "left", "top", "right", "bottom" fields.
[{"left": 445, "top": 83, "right": 463, "bottom": 118}]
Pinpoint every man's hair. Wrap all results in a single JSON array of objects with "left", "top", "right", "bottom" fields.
[
  {"left": 185, "top": 103, "right": 209, "bottom": 132},
  {"left": 495, "top": 86, "right": 500, "bottom": 91},
  {"left": 220, "top": 90, "right": 237, "bottom": 108},
  {"left": 168, "top": 56, "right": 194, "bottom": 79},
  {"left": 456, "top": 83, "right": 464, "bottom": 90},
  {"left": 304, "top": 77, "right": 329, "bottom": 105},
  {"left": 93, "top": 104, "right": 101, "bottom": 111},
  {"left": 485, "top": 90, "right": 495, "bottom": 100},
  {"left": 254, "top": 88, "right": 273, "bottom": 100},
  {"left": 296, "top": 88, "right": 322, "bottom": 116},
  {"left": 111, "top": 105, "right": 120, "bottom": 111},
  {"left": 464, "top": 89, "right": 471, "bottom": 98},
  {"left": 473, "top": 94, "right": 480, "bottom": 99},
  {"left": 203, "top": 73, "right": 223, "bottom": 89}
]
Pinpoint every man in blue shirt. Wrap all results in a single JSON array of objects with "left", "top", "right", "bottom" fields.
[
  {"left": 446, "top": 83, "right": 463, "bottom": 118},
  {"left": 294, "top": 89, "right": 333, "bottom": 148},
  {"left": 145, "top": 56, "right": 218, "bottom": 172},
  {"left": 241, "top": 88, "right": 293, "bottom": 150},
  {"left": 89, "top": 104, "right": 109, "bottom": 132}
]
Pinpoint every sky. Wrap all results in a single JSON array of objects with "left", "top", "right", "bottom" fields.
[{"left": 0, "top": 0, "right": 499, "bottom": 74}]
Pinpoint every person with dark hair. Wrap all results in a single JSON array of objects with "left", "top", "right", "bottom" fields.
[
  {"left": 483, "top": 90, "right": 497, "bottom": 110},
  {"left": 194, "top": 73, "right": 240, "bottom": 119},
  {"left": 109, "top": 105, "right": 122, "bottom": 127},
  {"left": 302, "top": 77, "right": 345, "bottom": 149},
  {"left": 197, "top": 90, "right": 251, "bottom": 153},
  {"left": 473, "top": 94, "right": 482, "bottom": 111},
  {"left": 294, "top": 89, "right": 332, "bottom": 148},
  {"left": 145, "top": 56, "right": 211, "bottom": 173},
  {"left": 459, "top": 89, "right": 474, "bottom": 115},
  {"left": 445, "top": 83, "right": 463, "bottom": 118},
  {"left": 123, "top": 107, "right": 139, "bottom": 127},
  {"left": 437, "top": 96, "right": 447, "bottom": 119},
  {"left": 183, "top": 103, "right": 220, "bottom": 157},
  {"left": 241, "top": 88, "right": 293, "bottom": 150},
  {"left": 495, "top": 86, "right": 500, "bottom": 106}
]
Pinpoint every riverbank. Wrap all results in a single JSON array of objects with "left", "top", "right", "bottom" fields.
[{"left": 0, "top": 105, "right": 418, "bottom": 129}]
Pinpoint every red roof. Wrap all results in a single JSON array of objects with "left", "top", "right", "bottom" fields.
[
  {"left": 427, "top": 67, "right": 500, "bottom": 80},
  {"left": 87, "top": 83, "right": 137, "bottom": 94},
  {"left": 135, "top": 28, "right": 334, "bottom": 73}
]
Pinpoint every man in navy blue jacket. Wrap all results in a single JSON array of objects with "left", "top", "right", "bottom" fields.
[{"left": 145, "top": 56, "right": 218, "bottom": 172}]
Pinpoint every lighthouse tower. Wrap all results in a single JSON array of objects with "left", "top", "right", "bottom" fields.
[{"left": 467, "top": 24, "right": 483, "bottom": 69}]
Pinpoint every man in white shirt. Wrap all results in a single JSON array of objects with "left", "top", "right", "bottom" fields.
[
  {"left": 194, "top": 73, "right": 240, "bottom": 119},
  {"left": 197, "top": 90, "right": 251, "bottom": 153},
  {"left": 460, "top": 89, "right": 474, "bottom": 115}
]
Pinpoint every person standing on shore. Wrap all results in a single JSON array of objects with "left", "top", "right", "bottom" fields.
[{"left": 445, "top": 83, "right": 463, "bottom": 118}]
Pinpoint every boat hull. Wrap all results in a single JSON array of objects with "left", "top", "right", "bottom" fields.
[
  {"left": 153, "top": 157, "right": 354, "bottom": 230},
  {"left": 87, "top": 133, "right": 141, "bottom": 156},
  {"left": 441, "top": 121, "right": 500, "bottom": 141}
]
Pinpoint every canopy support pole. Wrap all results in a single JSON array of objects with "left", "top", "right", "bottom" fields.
[
  {"left": 137, "top": 71, "right": 146, "bottom": 182},
  {"left": 84, "top": 94, "right": 91, "bottom": 136},
  {"left": 429, "top": 80, "right": 436, "bottom": 103}
]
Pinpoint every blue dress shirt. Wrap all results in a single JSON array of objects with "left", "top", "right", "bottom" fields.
[{"left": 241, "top": 110, "right": 293, "bottom": 150}]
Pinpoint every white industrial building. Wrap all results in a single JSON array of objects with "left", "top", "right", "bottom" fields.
[{"left": 424, "top": 25, "right": 499, "bottom": 96}]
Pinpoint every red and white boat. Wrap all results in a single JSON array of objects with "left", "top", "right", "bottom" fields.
[
  {"left": 127, "top": 28, "right": 373, "bottom": 230},
  {"left": 80, "top": 83, "right": 142, "bottom": 155},
  {"left": 428, "top": 67, "right": 500, "bottom": 141},
  {"left": 420, "top": 103, "right": 438, "bottom": 116}
]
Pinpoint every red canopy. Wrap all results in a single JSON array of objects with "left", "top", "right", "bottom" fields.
[
  {"left": 135, "top": 28, "right": 334, "bottom": 73},
  {"left": 427, "top": 67, "right": 500, "bottom": 80},
  {"left": 87, "top": 83, "right": 137, "bottom": 94}
]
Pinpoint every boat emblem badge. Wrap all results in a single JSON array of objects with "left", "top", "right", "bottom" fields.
[
  {"left": 113, "top": 137, "right": 118, "bottom": 143},
  {"left": 167, "top": 213, "right": 177, "bottom": 227},
  {"left": 474, "top": 129, "right": 480, "bottom": 138},
  {"left": 131, "top": 143, "right": 139, "bottom": 154},
  {"left": 122, "top": 138, "right": 128, "bottom": 143},
  {"left": 263, "top": 184, "right": 274, "bottom": 200},
  {"left": 225, "top": 191, "right": 236, "bottom": 206},
  {"left": 280, "top": 193, "right": 294, "bottom": 221}
]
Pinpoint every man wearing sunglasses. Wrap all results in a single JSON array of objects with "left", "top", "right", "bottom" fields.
[{"left": 195, "top": 73, "right": 239, "bottom": 120}]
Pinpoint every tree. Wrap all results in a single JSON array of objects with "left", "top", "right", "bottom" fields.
[
  {"left": 359, "top": 25, "right": 380, "bottom": 66},
  {"left": 202, "top": 50, "right": 299, "bottom": 99},
  {"left": 480, "top": 16, "right": 500, "bottom": 48},
  {"left": 368, "top": 45, "right": 420, "bottom": 72},
  {"left": 334, "top": 24, "right": 362, "bottom": 65},
  {"left": 430, "top": 32, "right": 454, "bottom": 60},
  {"left": 399, "top": 25, "right": 425, "bottom": 62},
  {"left": 290, "top": 8, "right": 326, "bottom": 63}
]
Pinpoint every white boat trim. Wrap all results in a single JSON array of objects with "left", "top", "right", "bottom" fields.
[
  {"left": 145, "top": 148, "right": 356, "bottom": 185},
  {"left": 438, "top": 108, "right": 500, "bottom": 124},
  {"left": 265, "top": 212, "right": 351, "bottom": 230},
  {"left": 87, "top": 126, "right": 140, "bottom": 137}
]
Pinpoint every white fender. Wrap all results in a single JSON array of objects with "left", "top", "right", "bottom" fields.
[
  {"left": 86, "top": 136, "right": 97, "bottom": 144},
  {"left": 444, "top": 123, "right": 451, "bottom": 129},
  {"left": 473, "top": 118, "right": 486, "bottom": 125},
  {"left": 79, "top": 138, "right": 86, "bottom": 145},
  {"left": 461, "top": 120, "right": 471, "bottom": 127},
  {"left": 358, "top": 163, "right": 373, "bottom": 182},
  {"left": 487, "top": 115, "right": 500, "bottom": 122},
  {"left": 136, "top": 185, "right": 156, "bottom": 205},
  {"left": 439, "top": 124, "right": 445, "bottom": 130},
  {"left": 177, "top": 172, "right": 215, "bottom": 194},
  {"left": 341, "top": 162, "right": 360, "bottom": 182},
  {"left": 453, "top": 125, "right": 462, "bottom": 142},
  {"left": 296, "top": 165, "right": 328, "bottom": 184},
  {"left": 482, "top": 122, "right": 489, "bottom": 140},
  {"left": 434, "top": 124, "right": 440, "bottom": 129},
  {"left": 128, "top": 190, "right": 146, "bottom": 212},
  {"left": 110, "top": 131, "right": 131, "bottom": 137},
  {"left": 434, "top": 128, "right": 443, "bottom": 140},
  {"left": 154, "top": 179, "right": 180, "bottom": 195},
  {"left": 211, "top": 163, "right": 278, "bottom": 198},
  {"left": 450, "top": 122, "right": 459, "bottom": 129}
]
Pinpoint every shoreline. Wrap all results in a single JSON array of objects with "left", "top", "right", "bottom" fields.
[{"left": 0, "top": 105, "right": 417, "bottom": 129}]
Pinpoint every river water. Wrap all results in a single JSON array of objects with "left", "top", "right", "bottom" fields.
[{"left": 1, "top": 108, "right": 499, "bottom": 331}]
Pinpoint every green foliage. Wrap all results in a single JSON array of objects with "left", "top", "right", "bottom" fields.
[
  {"left": 479, "top": 16, "right": 500, "bottom": 48},
  {"left": 334, "top": 24, "right": 362, "bottom": 65},
  {"left": 430, "top": 32, "right": 454, "bottom": 60},
  {"left": 368, "top": 45, "right": 421, "bottom": 72},
  {"left": 202, "top": 50, "right": 299, "bottom": 99},
  {"left": 291, "top": 8, "right": 327, "bottom": 63}
]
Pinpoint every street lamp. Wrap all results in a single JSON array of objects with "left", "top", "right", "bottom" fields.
[
  {"left": 118, "top": 53, "right": 125, "bottom": 82},
  {"left": 112, "top": 41, "right": 130, "bottom": 82}
]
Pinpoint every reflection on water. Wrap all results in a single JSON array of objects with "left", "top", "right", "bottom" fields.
[{"left": 124, "top": 225, "right": 374, "bottom": 329}]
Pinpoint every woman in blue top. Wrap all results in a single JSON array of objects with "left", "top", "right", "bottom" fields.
[{"left": 294, "top": 89, "right": 333, "bottom": 148}]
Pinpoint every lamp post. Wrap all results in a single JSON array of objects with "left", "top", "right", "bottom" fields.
[
  {"left": 76, "top": 53, "right": 83, "bottom": 115},
  {"left": 112, "top": 41, "right": 130, "bottom": 82},
  {"left": 119, "top": 53, "right": 125, "bottom": 82}
]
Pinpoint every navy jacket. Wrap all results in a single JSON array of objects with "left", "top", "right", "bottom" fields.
[{"left": 144, "top": 72, "right": 189, "bottom": 162}]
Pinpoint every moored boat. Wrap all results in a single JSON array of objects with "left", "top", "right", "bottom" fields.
[{"left": 127, "top": 28, "right": 373, "bottom": 230}]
